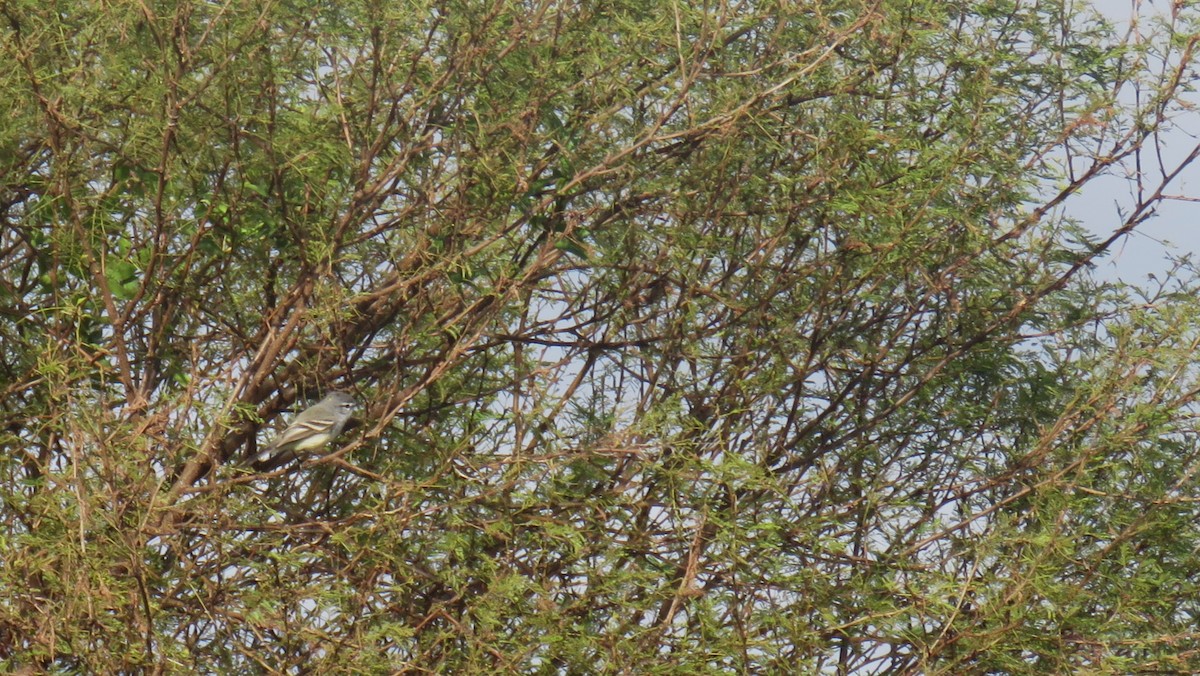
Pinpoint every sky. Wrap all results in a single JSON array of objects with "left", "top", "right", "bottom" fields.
[{"left": 1075, "top": 0, "right": 1200, "bottom": 283}]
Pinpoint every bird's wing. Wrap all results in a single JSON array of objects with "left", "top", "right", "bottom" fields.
[{"left": 263, "top": 409, "right": 336, "bottom": 450}]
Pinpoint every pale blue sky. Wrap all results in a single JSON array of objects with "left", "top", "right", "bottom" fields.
[{"left": 1076, "top": 0, "right": 1200, "bottom": 283}]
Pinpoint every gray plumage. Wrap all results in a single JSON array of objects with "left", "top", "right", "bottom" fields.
[{"left": 251, "top": 391, "right": 356, "bottom": 471}]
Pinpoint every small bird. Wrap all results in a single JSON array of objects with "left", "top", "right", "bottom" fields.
[{"left": 250, "top": 391, "right": 357, "bottom": 471}]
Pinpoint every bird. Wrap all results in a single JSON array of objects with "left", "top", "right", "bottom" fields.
[{"left": 250, "top": 391, "right": 357, "bottom": 471}]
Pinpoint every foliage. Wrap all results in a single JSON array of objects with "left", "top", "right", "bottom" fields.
[{"left": 2, "top": 0, "right": 1200, "bottom": 672}]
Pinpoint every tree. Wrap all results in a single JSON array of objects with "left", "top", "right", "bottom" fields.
[{"left": 2, "top": 0, "right": 1200, "bottom": 672}]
